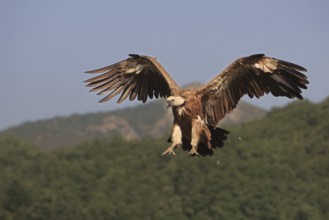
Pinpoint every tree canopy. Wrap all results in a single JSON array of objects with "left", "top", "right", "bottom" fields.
[{"left": 0, "top": 99, "right": 328, "bottom": 219}]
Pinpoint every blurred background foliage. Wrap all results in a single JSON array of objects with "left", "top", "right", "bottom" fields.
[{"left": 0, "top": 98, "right": 328, "bottom": 220}]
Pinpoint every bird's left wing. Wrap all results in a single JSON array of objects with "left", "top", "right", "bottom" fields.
[
  {"left": 197, "top": 54, "right": 308, "bottom": 126},
  {"left": 84, "top": 54, "right": 180, "bottom": 103}
]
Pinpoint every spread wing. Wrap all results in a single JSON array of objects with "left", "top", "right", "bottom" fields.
[
  {"left": 84, "top": 54, "right": 180, "bottom": 103},
  {"left": 198, "top": 54, "right": 309, "bottom": 126}
]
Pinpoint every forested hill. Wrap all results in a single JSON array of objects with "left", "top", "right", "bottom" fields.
[
  {"left": 0, "top": 100, "right": 265, "bottom": 150},
  {"left": 0, "top": 98, "right": 328, "bottom": 219}
]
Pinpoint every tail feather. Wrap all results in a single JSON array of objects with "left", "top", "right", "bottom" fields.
[
  {"left": 196, "top": 126, "right": 229, "bottom": 156},
  {"left": 209, "top": 126, "right": 229, "bottom": 149}
]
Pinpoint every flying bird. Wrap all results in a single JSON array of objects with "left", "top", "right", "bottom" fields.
[{"left": 84, "top": 54, "right": 308, "bottom": 157}]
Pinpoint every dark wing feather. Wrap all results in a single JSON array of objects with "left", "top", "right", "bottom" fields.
[
  {"left": 198, "top": 54, "right": 308, "bottom": 126},
  {"left": 85, "top": 54, "right": 180, "bottom": 103}
]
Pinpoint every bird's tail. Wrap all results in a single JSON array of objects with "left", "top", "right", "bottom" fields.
[
  {"left": 196, "top": 126, "right": 229, "bottom": 156},
  {"left": 208, "top": 126, "right": 229, "bottom": 149}
]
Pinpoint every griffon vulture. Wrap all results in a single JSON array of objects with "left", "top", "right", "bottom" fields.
[{"left": 84, "top": 54, "right": 308, "bottom": 156}]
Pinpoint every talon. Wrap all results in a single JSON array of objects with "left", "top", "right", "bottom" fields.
[
  {"left": 162, "top": 147, "right": 176, "bottom": 157},
  {"left": 188, "top": 148, "right": 200, "bottom": 157}
]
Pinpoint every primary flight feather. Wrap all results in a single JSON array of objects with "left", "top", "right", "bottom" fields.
[{"left": 84, "top": 54, "right": 308, "bottom": 157}]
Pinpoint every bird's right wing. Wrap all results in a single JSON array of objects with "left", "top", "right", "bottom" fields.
[{"left": 84, "top": 54, "right": 180, "bottom": 103}]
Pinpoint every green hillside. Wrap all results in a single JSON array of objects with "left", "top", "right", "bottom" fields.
[
  {"left": 0, "top": 100, "right": 265, "bottom": 150},
  {"left": 0, "top": 98, "right": 328, "bottom": 219}
]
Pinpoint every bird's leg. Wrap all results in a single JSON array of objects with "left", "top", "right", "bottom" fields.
[
  {"left": 162, "top": 124, "right": 182, "bottom": 157},
  {"left": 188, "top": 137, "right": 200, "bottom": 157},
  {"left": 188, "top": 118, "right": 202, "bottom": 157}
]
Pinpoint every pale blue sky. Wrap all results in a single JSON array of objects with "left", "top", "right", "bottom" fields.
[{"left": 1, "top": 0, "right": 328, "bottom": 130}]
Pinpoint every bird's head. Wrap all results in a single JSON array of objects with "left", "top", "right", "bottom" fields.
[{"left": 166, "top": 96, "right": 185, "bottom": 108}]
